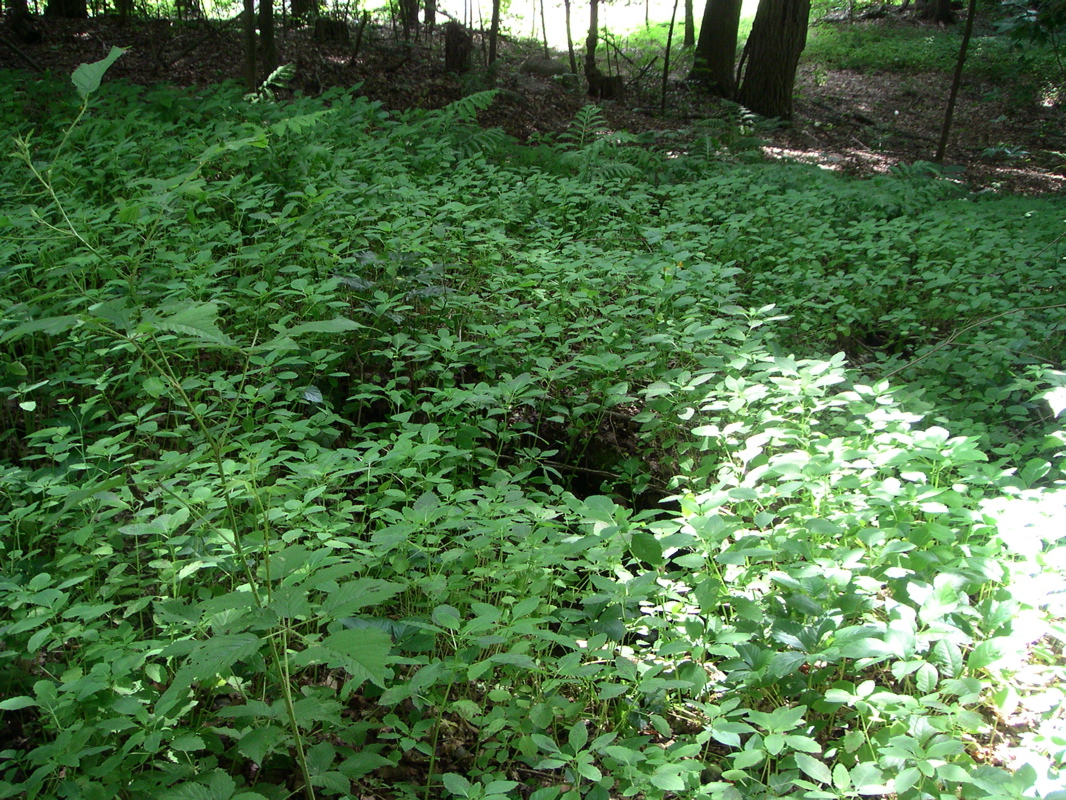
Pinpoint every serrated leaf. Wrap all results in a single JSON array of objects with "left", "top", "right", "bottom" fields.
[
  {"left": 0, "top": 314, "right": 79, "bottom": 343},
  {"left": 319, "top": 579, "right": 404, "bottom": 618},
  {"left": 483, "top": 780, "right": 520, "bottom": 795},
  {"left": 156, "top": 634, "right": 261, "bottom": 717},
  {"left": 152, "top": 303, "right": 234, "bottom": 347},
  {"left": 832, "top": 762, "right": 852, "bottom": 791},
  {"left": 967, "top": 638, "right": 1009, "bottom": 672},
  {"left": 170, "top": 734, "right": 205, "bottom": 752},
  {"left": 795, "top": 753, "right": 832, "bottom": 784},
  {"left": 576, "top": 761, "right": 602, "bottom": 781},
  {"left": 916, "top": 661, "right": 939, "bottom": 693},
  {"left": 442, "top": 773, "right": 472, "bottom": 797},
  {"left": 649, "top": 770, "right": 686, "bottom": 791},
  {"left": 531, "top": 733, "right": 560, "bottom": 753},
  {"left": 160, "top": 784, "right": 215, "bottom": 800},
  {"left": 316, "top": 627, "right": 392, "bottom": 689},
  {"left": 287, "top": 317, "right": 362, "bottom": 337},
  {"left": 629, "top": 532, "right": 664, "bottom": 565},
  {"left": 237, "top": 725, "right": 285, "bottom": 764},
  {"left": 568, "top": 721, "right": 588, "bottom": 752},
  {"left": 0, "top": 696, "right": 36, "bottom": 711},
  {"left": 72, "top": 46, "right": 126, "bottom": 100}
]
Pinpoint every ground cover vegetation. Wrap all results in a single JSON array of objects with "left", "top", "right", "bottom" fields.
[{"left": 1, "top": 41, "right": 1066, "bottom": 800}]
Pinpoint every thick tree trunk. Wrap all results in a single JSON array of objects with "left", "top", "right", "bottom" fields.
[
  {"left": 444, "top": 20, "right": 473, "bottom": 72},
  {"left": 688, "top": 0, "right": 742, "bottom": 98},
  {"left": 259, "top": 0, "right": 277, "bottom": 77},
  {"left": 44, "top": 0, "right": 86, "bottom": 18},
  {"left": 918, "top": 0, "right": 954, "bottom": 23},
  {"left": 488, "top": 0, "right": 501, "bottom": 62},
  {"left": 290, "top": 0, "right": 317, "bottom": 20},
  {"left": 684, "top": 0, "right": 695, "bottom": 49},
  {"left": 736, "top": 0, "right": 811, "bottom": 119},
  {"left": 398, "top": 0, "right": 419, "bottom": 39}
]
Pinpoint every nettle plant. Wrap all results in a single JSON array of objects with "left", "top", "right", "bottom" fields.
[{"left": 0, "top": 50, "right": 1064, "bottom": 800}]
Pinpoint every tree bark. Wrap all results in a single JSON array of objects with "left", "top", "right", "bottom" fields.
[
  {"left": 585, "top": 0, "right": 600, "bottom": 92},
  {"left": 44, "top": 0, "right": 86, "bottom": 18},
  {"left": 488, "top": 0, "right": 501, "bottom": 63},
  {"left": 259, "top": 0, "right": 277, "bottom": 78},
  {"left": 688, "top": 0, "right": 742, "bottom": 98},
  {"left": 736, "top": 0, "right": 811, "bottom": 119},
  {"left": 919, "top": 0, "right": 954, "bottom": 23},
  {"left": 243, "top": 0, "right": 257, "bottom": 91},
  {"left": 684, "top": 0, "right": 695, "bottom": 49},
  {"left": 563, "top": 0, "right": 577, "bottom": 74},
  {"left": 935, "top": 0, "right": 977, "bottom": 161}
]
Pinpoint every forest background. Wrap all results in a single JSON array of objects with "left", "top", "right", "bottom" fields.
[{"left": 1, "top": 0, "right": 1066, "bottom": 799}]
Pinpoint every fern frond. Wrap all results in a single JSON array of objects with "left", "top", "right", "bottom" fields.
[{"left": 447, "top": 90, "right": 500, "bottom": 123}]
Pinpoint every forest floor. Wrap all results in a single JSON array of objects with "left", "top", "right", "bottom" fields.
[{"left": 2, "top": 11, "right": 1065, "bottom": 193}]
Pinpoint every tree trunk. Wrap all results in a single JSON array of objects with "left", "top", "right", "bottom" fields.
[
  {"left": 540, "top": 0, "right": 549, "bottom": 56},
  {"left": 444, "top": 20, "right": 473, "bottom": 72},
  {"left": 736, "top": 0, "right": 811, "bottom": 119},
  {"left": 563, "top": 0, "right": 577, "bottom": 74},
  {"left": 259, "top": 0, "right": 277, "bottom": 78},
  {"left": 688, "top": 0, "right": 742, "bottom": 98},
  {"left": 684, "top": 0, "right": 695, "bottom": 49},
  {"left": 918, "top": 0, "right": 954, "bottom": 23},
  {"left": 243, "top": 0, "right": 257, "bottom": 92},
  {"left": 585, "top": 0, "right": 600, "bottom": 93},
  {"left": 488, "top": 0, "right": 501, "bottom": 63},
  {"left": 290, "top": 0, "right": 317, "bottom": 20},
  {"left": 935, "top": 0, "right": 977, "bottom": 161},
  {"left": 396, "top": 0, "right": 419, "bottom": 39},
  {"left": 44, "top": 0, "right": 86, "bottom": 18},
  {"left": 424, "top": 0, "right": 435, "bottom": 27}
]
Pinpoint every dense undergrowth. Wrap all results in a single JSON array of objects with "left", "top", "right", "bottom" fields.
[{"left": 1, "top": 55, "right": 1065, "bottom": 800}]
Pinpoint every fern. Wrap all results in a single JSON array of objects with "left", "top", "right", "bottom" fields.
[
  {"left": 247, "top": 63, "right": 295, "bottom": 104},
  {"left": 448, "top": 90, "right": 499, "bottom": 124},
  {"left": 559, "top": 104, "right": 607, "bottom": 150}
]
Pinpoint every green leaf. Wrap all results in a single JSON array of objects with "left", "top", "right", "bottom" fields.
[
  {"left": 314, "top": 628, "right": 392, "bottom": 689},
  {"left": 967, "top": 638, "right": 1009, "bottom": 672},
  {"left": 442, "top": 773, "right": 472, "bottom": 797},
  {"left": 72, "top": 46, "right": 126, "bottom": 100},
  {"left": 915, "top": 661, "right": 939, "bottom": 693},
  {"left": 156, "top": 634, "right": 262, "bottom": 717},
  {"left": 531, "top": 733, "right": 560, "bottom": 753},
  {"left": 286, "top": 317, "right": 363, "bottom": 337},
  {"left": 568, "top": 721, "right": 588, "bottom": 752},
  {"left": 319, "top": 579, "right": 404, "bottom": 618},
  {"left": 432, "top": 604, "right": 462, "bottom": 629},
  {"left": 795, "top": 753, "right": 832, "bottom": 784},
  {"left": 170, "top": 734, "right": 205, "bottom": 752},
  {"left": 576, "top": 761, "right": 602, "bottom": 782},
  {"left": 0, "top": 315, "right": 79, "bottom": 342},
  {"left": 483, "top": 780, "right": 520, "bottom": 796},
  {"left": 629, "top": 532, "right": 664, "bottom": 566},
  {"left": 152, "top": 302, "right": 235, "bottom": 347},
  {"left": 649, "top": 769, "right": 686, "bottom": 791},
  {"left": 0, "top": 696, "right": 36, "bottom": 711},
  {"left": 733, "top": 748, "right": 764, "bottom": 769}
]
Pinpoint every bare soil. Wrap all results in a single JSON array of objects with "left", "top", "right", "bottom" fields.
[{"left": 2, "top": 12, "right": 1064, "bottom": 193}]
